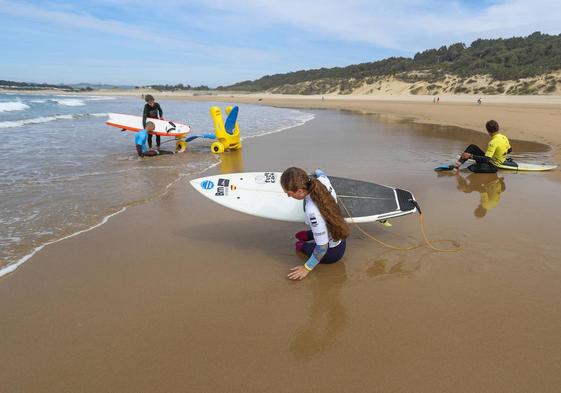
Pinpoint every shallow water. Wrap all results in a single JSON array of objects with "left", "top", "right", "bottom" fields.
[{"left": 0, "top": 94, "right": 314, "bottom": 271}]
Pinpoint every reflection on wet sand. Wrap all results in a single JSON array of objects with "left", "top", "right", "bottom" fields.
[
  {"left": 367, "top": 252, "right": 423, "bottom": 279},
  {"left": 438, "top": 171, "right": 507, "bottom": 218},
  {"left": 219, "top": 149, "right": 245, "bottom": 174},
  {"left": 290, "top": 263, "right": 348, "bottom": 359},
  {"left": 457, "top": 173, "right": 506, "bottom": 218}
]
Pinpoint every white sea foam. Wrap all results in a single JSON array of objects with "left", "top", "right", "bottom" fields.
[
  {"left": 0, "top": 113, "right": 107, "bottom": 128},
  {"left": 86, "top": 96, "right": 117, "bottom": 101},
  {"left": 241, "top": 112, "right": 315, "bottom": 140},
  {"left": 0, "top": 113, "right": 107, "bottom": 129},
  {"left": 0, "top": 115, "right": 73, "bottom": 128},
  {"left": 51, "top": 98, "right": 86, "bottom": 106},
  {"left": 0, "top": 160, "right": 221, "bottom": 279},
  {"left": 0, "top": 207, "right": 127, "bottom": 278},
  {"left": 0, "top": 100, "right": 30, "bottom": 112}
]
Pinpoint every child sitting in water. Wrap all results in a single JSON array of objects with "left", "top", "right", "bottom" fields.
[
  {"left": 135, "top": 122, "right": 174, "bottom": 157},
  {"left": 281, "top": 167, "right": 349, "bottom": 280}
]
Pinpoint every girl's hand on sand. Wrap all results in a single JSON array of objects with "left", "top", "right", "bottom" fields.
[{"left": 288, "top": 266, "right": 310, "bottom": 280}]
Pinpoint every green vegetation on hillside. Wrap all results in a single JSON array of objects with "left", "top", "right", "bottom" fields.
[
  {"left": 144, "top": 84, "right": 210, "bottom": 92},
  {"left": 221, "top": 32, "right": 561, "bottom": 92},
  {"left": 0, "top": 80, "right": 92, "bottom": 92}
]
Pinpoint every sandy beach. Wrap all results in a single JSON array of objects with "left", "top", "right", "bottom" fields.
[
  {"left": 182, "top": 93, "right": 561, "bottom": 169},
  {"left": 5, "top": 1, "right": 561, "bottom": 391},
  {"left": 2, "top": 99, "right": 561, "bottom": 392}
]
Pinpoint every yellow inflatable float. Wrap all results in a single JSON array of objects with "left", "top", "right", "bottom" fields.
[{"left": 209, "top": 105, "right": 242, "bottom": 153}]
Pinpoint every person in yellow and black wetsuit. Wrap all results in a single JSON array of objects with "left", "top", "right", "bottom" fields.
[{"left": 454, "top": 120, "right": 511, "bottom": 173}]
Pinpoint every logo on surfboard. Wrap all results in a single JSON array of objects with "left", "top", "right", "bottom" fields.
[
  {"left": 201, "top": 180, "right": 214, "bottom": 190},
  {"left": 255, "top": 172, "right": 276, "bottom": 184}
]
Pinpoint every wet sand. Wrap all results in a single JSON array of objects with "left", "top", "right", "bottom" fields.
[
  {"left": 182, "top": 93, "right": 561, "bottom": 178},
  {"left": 2, "top": 110, "right": 561, "bottom": 393}
]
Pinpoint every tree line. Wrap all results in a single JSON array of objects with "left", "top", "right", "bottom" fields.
[
  {"left": 144, "top": 84, "right": 210, "bottom": 91},
  {"left": 220, "top": 32, "right": 561, "bottom": 91},
  {"left": 0, "top": 80, "right": 92, "bottom": 91}
]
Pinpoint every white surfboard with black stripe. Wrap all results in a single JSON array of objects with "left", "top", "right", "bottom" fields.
[{"left": 190, "top": 172, "right": 417, "bottom": 223}]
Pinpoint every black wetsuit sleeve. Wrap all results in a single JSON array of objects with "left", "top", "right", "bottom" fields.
[
  {"left": 142, "top": 104, "right": 149, "bottom": 128},
  {"left": 157, "top": 103, "right": 163, "bottom": 119}
]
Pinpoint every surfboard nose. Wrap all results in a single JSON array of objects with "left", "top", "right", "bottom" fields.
[{"left": 190, "top": 177, "right": 216, "bottom": 194}]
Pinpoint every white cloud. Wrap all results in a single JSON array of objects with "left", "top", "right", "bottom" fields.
[
  {"left": 137, "top": 0, "right": 561, "bottom": 51},
  {"left": 0, "top": 0, "right": 272, "bottom": 61},
  {"left": 6, "top": 0, "right": 559, "bottom": 53},
  {"left": 2, "top": 0, "right": 559, "bottom": 83}
]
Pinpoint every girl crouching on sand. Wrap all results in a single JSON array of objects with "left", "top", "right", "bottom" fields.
[{"left": 281, "top": 167, "right": 349, "bottom": 280}]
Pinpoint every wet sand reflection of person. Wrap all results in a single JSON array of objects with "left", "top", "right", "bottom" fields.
[
  {"left": 290, "top": 263, "right": 347, "bottom": 358},
  {"left": 454, "top": 172, "right": 506, "bottom": 218}
]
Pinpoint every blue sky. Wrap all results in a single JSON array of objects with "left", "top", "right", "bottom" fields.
[{"left": 1, "top": 0, "right": 560, "bottom": 86}]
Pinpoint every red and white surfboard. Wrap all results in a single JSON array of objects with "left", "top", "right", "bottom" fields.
[{"left": 106, "top": 113, "right": 191, "bottom": 137}]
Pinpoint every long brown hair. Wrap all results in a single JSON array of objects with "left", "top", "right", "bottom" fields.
[{"left": 281, "top": 167, "right": 349, "bottom": 241}]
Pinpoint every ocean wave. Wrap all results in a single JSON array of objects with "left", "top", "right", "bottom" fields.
[
  {"left": 0, "top": 107, "right": 312, "bottom": 280},
  {"left": 51, "top": 98, "right": 86, "bottom": 106},
  {"left": 241, "top": 112, "right": 315, "bottom": 140},
  {"left": 0, "top": 207, "right": 127, "bottom": 278},
  {"left": 0, "top": 113, "right": 107, "bottom": 129},
  {"left": 0, "top": 159, "right": 221, "bottom": 279},
  {"left": 0, "top": 100, "right": 30, "bottom": 112},
  {"left": 86, "top": 96, "right": 117, "bottom": 101}
]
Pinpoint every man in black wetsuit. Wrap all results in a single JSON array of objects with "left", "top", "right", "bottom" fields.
[{"left": 142, "top": 94, "right": 164, "bottom": 149}]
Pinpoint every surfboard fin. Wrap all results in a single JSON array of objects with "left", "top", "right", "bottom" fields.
[{"left": 379, "top": 220, "right": 392, "bottom": 227}]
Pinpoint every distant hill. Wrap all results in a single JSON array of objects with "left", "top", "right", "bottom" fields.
[
  {"left": 0, "top": 80, "right": 87, "bottom": 92},
  {"left": 221, "top": 32, "right": 561, "bottom": 95},
  {"left": 141, "top": 83, "right": 210, "bottom": 92},
  {"left": 0, "top": 80, "right": 138, "bottom": 91},
  {"left": 69, "top": 83, "right": 136, "bottom": 89}
]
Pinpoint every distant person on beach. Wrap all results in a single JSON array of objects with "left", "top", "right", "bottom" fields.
[
  {"left": 477, "top": 98, "right": 482, "bottom": 105},
  {"left": 453, "top": 120, "right": 511, "bottom": 173},
  {"left": 135, "top": 122, "right": 174, "bottom": 157},
  {"left": 281, "top": 167, "right": 349, "bottom": 280},
  {"left": 142, "top": 94, "right": 164, "bottom": 149}
]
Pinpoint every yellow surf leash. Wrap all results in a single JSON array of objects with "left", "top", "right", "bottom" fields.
[{"left": 339, "top": 198, "right": 461, "bottom": 253}]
